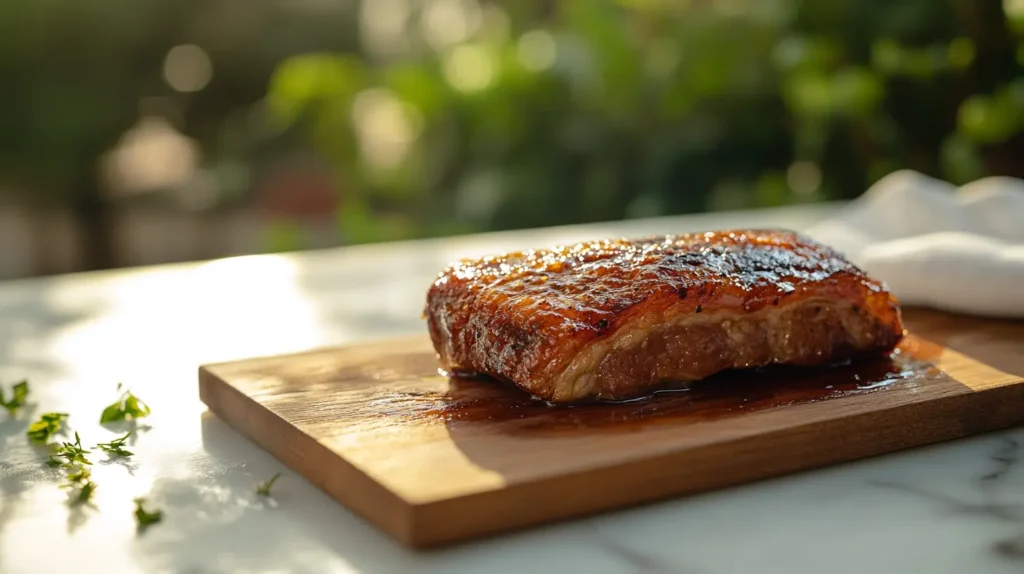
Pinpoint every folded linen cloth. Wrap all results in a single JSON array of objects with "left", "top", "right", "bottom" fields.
[{"left": 804, "top": 170, "right": 1024, "bottom": 319}]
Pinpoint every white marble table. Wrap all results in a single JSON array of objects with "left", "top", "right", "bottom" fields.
[{"left": 1, "top": 203, "right": 1022, "bottom": 574}]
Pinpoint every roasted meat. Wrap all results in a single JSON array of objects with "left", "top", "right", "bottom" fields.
[{"left": 424, "top": 229, "right": 905, "bottom": 403}]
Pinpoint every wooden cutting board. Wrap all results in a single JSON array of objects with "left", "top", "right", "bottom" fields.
[{"left": 198, "top": 309, "right": 1024, "bottom": 548}]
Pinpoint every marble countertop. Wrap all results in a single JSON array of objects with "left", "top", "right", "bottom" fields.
[{"left": 1, "top": 203, "right": 1022, "bottom": 574}]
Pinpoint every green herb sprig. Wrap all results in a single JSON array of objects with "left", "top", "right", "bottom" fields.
[
  {"left": 11, "top": 376, "right": 291, "bottom": 532},
  {"left": 48, "top": 432, "right": 93, "bottom": 467},
  {"left": 100, "top": 384, "right": 151, "bottom": 424},
  {"left": 96, "top": 431, "right": 134, "bottom": 457},
  {"left": 255, "top": 473, "right": 282, "bottom": 497},
  {"left": 0, "top": 380, "right": 29, "bottom": 415},
  {"left": 26, "top": 412, "right": 69, "bottom": 442},
  {"left": 61, "top": 466, "right": 98, "bottom": 505},
  {"left": 133, "top": 497, "right": 163, "bottom": 531}
]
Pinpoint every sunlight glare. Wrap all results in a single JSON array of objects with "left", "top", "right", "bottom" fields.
[
  {"left": 360, "top": 0, "right": 410, "bottom": 57},
  {"left": 101, "top": 117, "right": 200, "bottom": 196},
  {"left": 42, "top": 255, "right": 328, "bottom": 381},
  {"left": 787, "top": 161, "right": 822, "bottom": 196},
  {"left": 444, "top": 44, "right": 495, "bottom": 93},
  {"left": 517, "top": 30, "right": 557, "bottom": 72},
  {"left": 421, "top": 0, "right": 482, "bottom": 51},
  {"left": 351, "top": 88, "right": 423, "bottom": 170},
  {"left": 163, "top": 44, "right": 214, "bottom": 93}
]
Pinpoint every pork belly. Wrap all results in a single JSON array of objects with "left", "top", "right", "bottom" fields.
[{"left": 424, "top": 229, "right": 905, "bottom": 403}]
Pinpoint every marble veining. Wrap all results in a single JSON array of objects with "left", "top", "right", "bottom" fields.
[
  {"left": 870, "top": 436, "right": 1024, "bottom": 565},
  {"left": 587, "top": 525, "right": 696, "bottom": 574}
]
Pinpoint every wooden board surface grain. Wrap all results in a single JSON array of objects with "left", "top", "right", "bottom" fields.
[{"left": 198, "top": 308, "right": 1024, "bottom": 548}]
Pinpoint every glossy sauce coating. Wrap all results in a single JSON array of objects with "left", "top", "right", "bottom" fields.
[{"left": 371, "top": 348, "right": 938, "bottom": 433}]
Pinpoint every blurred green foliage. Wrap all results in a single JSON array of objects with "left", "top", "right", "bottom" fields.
[
  {"left": 269, "top": 0, "right": 1024, "bottom": 245},
  {"left": 0, "top": 0, "right": 361, "bottom": 270},
  {"left": 1, "top": 0, "right": 1022, "bottom": 270}
]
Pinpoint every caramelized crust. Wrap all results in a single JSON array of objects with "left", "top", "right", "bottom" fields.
[{"left": 424, "top": 229, "right": 905, "bottom": 403}]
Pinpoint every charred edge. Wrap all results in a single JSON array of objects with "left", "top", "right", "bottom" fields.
[
  {"left": 596, "top": 319, "right": 609, "bottom": 331},
  {"left": 677, "top": 286, "right": 688, "bottom": 299},
  {"left": 695, "top": 305, "right": 703, "bottom": 313}
]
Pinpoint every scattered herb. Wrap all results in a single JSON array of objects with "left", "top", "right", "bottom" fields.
[
  {"left": 75, "top": 480, "right": 98, "bottom": 504},
  {"left": 49, "top": 432, "right": 93, "bottom": 467},
  {"left": 7, "top": 378, "right": 185, "bottom": 525},
  {"left": 96, "top": 431, "right": 134, "bottom": 457},
  {"left": 133, "top": 497, "right": 163, "bottom": 531},
  {"left": 26, "top": 412, "right": 69, "bottom": 442},
  {"left": 0, "top": 380, "right": 29, "bottom": 415},
  {"left": 62, "top": 465, "right": 92, "bottom": 486},
  {"left": 255, "top": 473, "right": 282, "bottom": 497},
  {"left": 100, "top": 384, "right": 151, "bottom": 424},
  {"left": 60, "top": 466, "right": 98, "bottom": 505}
]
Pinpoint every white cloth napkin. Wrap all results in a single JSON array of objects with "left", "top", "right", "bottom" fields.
[{"left": 804, "top": 170, "right": 1024, "bottom": 319}]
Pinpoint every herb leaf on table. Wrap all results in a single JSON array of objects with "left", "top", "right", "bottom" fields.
[
  {"left": 256, "top": 472, "right": 282, "bottom": 497},
  {"left": 60, "top": 466, "right": 98, "bottom": 505},
  {"left": 0, "top": 380, "right": 29, "bottom": 414},
  {"left": 100, "top": 384, "right": 152, "bottom": 424},
  {"left": 26, "top": 412, "right": 69, "bottom": 442},
  {"left": 49, "top": 432, "right": 93, "bottom": 467},
  {"left": 96, "top": 431, "right": 134, "bottom": 457},
  {"left": 133, "top": 497, "right": 163, "bottom": 531}
]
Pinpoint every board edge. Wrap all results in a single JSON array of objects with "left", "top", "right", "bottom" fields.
[
  {"left": 403, "top": 380, "right": 1024, "bottom": 548},
  {"left": 197, "top": 364, "right": 420, "bottom": 546}
]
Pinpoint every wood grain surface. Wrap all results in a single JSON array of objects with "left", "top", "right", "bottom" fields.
[{"left": 198, "top": 308, "right": 1024, "bottom": 548}]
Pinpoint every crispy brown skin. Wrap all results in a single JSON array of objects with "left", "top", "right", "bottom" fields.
[{"left": 424, "top": 229, "right": 905, "bottom": 403}]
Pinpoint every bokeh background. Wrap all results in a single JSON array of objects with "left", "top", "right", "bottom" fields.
[{"left": 2, "top": 0, "right": 1023, "bottom": 279}]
